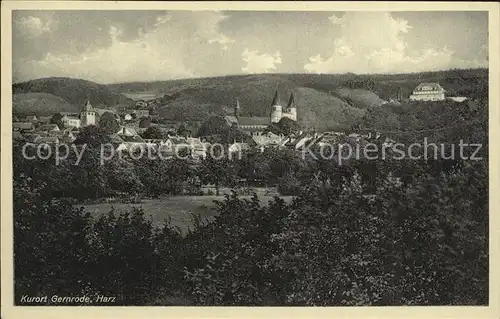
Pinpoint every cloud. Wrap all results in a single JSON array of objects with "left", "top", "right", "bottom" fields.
[
  {"left": 304, "top": 12, "right": 488, "bottom": 74},
  {"left": 241, "top": 49, "right": 282, "bottom": 73},
  {"left": 12, "top": 11, "right": 488, "bottom": 83},
  {"left": 195, "top": 12, "right": 235, "bottom": 50},
  {"left": 169, "top": 11, "right": 235, "bottom": 51},
  {"left": 13, "top": 11, "right": 234, "bottom": 83},
  {"left": 16, "top": 21, "right": 196, "bottom": 84},
  {"left": 15, "top": 15, "right": 54, "bottom": 36}
]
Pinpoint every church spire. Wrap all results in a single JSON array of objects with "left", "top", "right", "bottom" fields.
[
  {"left": 234, "top": 98, "right": 240, "bottom": 118},
  {"left": 287, "top": 92, "right": 296, "bottom": 108},
  {"left": 271, "top": 85, "right": 280, "bottom": 106}
]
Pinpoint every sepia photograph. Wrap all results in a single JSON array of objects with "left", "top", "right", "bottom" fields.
[{"left": 1, "top": 1, "right": 499, "bottom": 318}]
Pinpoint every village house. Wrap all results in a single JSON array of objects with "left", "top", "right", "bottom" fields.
[
  {"left": 61, "top": 115, "right": 81, "bottom": 128},
  {"left": 286, "top": 131, "right": 315, "bottom": 150},
  {"left": 228, "top": 142, "right": 250, "bottom": 156},
  {"left": 187, "top": 137, "right": 207, "bottom": 158},
  {"left": 249, "top": 131, "right": 288, "bottom": 152},
  {"left": 25, "top": 115, "right": 38, "bottom": 122},
  {"left": 169, "top": 136, "right": 192, "bottom": 152},
  {"left": 13, "top": 122, "right": 35, "bottom": 133},
  {"left": 133, "top": 109, "right": 150, "bottom": 119},
  {"left": 36, "top": 124, "right": 60, "bottom": 134},
  {"left": 34, "top": 136, "right": 60, "bottom": 145},
  {"left": 123, "top": 114, "right": 133, "bottom": 122},
  {"left": 12, "top": 131, "right": 24, "bottom": 141},
  {"left": 37, "top": 116, "right": 52, "bottom": 125},
  {"left": 409, "top": 83, "right": 446, "bottom": 101}
]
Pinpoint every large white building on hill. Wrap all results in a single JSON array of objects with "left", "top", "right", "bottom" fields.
[{"left": 409, "top": 83, "right": 446, "bottom": 101}]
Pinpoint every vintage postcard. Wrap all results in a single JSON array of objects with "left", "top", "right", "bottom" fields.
[{"left": 1, "top": 1, "right": 499, "bottom": 318}]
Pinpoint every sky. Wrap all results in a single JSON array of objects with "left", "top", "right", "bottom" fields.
[{"left": 12, "top": 10, "right": 489, "bottom": 84}]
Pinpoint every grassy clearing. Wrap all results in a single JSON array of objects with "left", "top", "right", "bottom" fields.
[{"left": 81, "top": 194, "right": 293, "bottom": 235}]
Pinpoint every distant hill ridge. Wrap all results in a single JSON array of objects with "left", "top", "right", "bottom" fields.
[
  {"left": 13, "top": 69, "right": 488, "bottom": 130},
  {"left": 13, "top": 77, "right": 134, "bottom": 110}
]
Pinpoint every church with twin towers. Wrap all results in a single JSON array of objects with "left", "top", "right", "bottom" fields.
[{"left": 225, "top": 88, "right": 298, "bottom": 134}]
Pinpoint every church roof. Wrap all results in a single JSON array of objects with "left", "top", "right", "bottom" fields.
[
  {"left": 271, "top": 89, "right": 281, "bottom": 106},
  {"left": 83, "top": 100, "right": 94, "bottom": 111},
  {"left": 225, "top": 115, "right": 238, "bottom": 125},
  {"left": 238, "top": 117, "right": 269, "bottom": 126},
  {"left": 287, "top": 92, "right": 296, "bottom": 108}
]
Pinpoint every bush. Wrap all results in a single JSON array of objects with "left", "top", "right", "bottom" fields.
[{"left": 277, "top": 173, "right": 302, "bottom": 196}]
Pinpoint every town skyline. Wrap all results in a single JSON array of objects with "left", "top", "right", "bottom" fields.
[{"left": 13, "top": 10, "right": 488, "bottom": 84}]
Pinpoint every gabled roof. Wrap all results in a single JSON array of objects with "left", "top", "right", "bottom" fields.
[
  {"left": 229, "top": 142, "right": 250, "bottom": 151},
  {"left": 169, "top": 136, "right": 189, "bottom": 145},
  {"left": 12, "top": 131, "right": 24, "bottom": 140},
  {"left": 252, "top": 132, "right": 284, "bottom": 146},
  {"left": 109, "top": 134, "right": 125, "bottom": 144},
  {"left": 413, "top": 82, "right": 445, "bottom": 93},
  {"left": 13, "top": 122, "right": 34, "bottom": 130},
  {"left": 38, "top": 116, "right": 52, "bottom": 124},
  {"left": 286, "top": 131, "right": 310, "bottom": 147},
  {"left": 37, "top": 124, "right": 60, "bottom": 131},
  {"left": 35, "top": 136, "right": 59, "bottom": 144},
  {"left": 120, "top": 135, "right": 145, "bottom": 143},
  {"left": 25, "top": 134, "right": 41, "bottom": 143},
  {"left": 116, "top": 126, "right": 139, "bottom": 136}
]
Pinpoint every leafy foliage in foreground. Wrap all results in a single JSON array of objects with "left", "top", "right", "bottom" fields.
[
  {"left": 13, "top": 86, "right": 489, "bottom": 306},
  {"left": 14, "top": 154, "right": 488, "bottom": 305}
]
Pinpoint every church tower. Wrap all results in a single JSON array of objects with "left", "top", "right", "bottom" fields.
[
  {"left": 286, "top": 92, "right": 297, "bottom": 121},
  {"left": 234, "top": 98, "right": 240, "bottom": 120},
  {"left": 270, "top": 87, "right": 282, "bottom": 123},
  {"left": 80, "top": 100, "right": 96, "bottom": 126}
]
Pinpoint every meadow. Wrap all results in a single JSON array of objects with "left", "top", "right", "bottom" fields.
[{"left": 82, "top": 193, "right": 294, "bottom": 235}]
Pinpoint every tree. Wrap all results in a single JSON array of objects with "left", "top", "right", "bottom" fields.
[
  {"left": 177, "top": 123, "right": 189, "bottom": 137},
  {"left": 197, "top": 116, "right": 229, "bottom": 137},
  {"left": 266, "top": 117, "right": 301, "bottom": 136},
  {"left": 139, "top": 116, "right": 151, "bottom": 128},
  {"left": 198, "top": 149, "right": 239, "bottom": 196},
  {"left": 74, "top": 125, "right": 111, "bottom": 148},
  {"left": 50, "top": 113, "right": 64, "bottom": 129},
  {"left": 98, "top": 111, "right": 120, "bottom": 135},
  {"left": 142, "top": 126, "right": 164, "bottom": 140}
]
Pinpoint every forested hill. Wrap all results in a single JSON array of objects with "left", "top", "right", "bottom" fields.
[
  {"left": 13, "top": 77, "right": 134, "bottom": 115},
  {"left": 13, "top": 69, "right": 488, "bottom": 130}
]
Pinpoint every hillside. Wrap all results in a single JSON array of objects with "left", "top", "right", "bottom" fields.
[
  {"left": 107, "top": 69, "right": 487, "bottom": 130},
  {"left": 109, "top": 74, "right": 374, "bottom": 130},
  {"left": 14, "top": 68, "right": 488, "bottom": 131},
  {"left": 13, "top": 92, "right": 80, "bottom": 116},
  {"left": 13, "top": 77, "right": 134, "bottom": 110}
]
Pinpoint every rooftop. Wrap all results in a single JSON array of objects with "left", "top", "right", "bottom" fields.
[
  {"left": 413, "top": 82, "right": 445, "bottom": 93},
  {"left": 13, "top": 122, "right": 34, "bottom": 130},
  {"left": 238, "top": 117, "right": 270, "bottom": 126}
]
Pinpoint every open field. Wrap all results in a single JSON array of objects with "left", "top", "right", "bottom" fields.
[{"left": 81, "top": 194, "right": 294, "bottom": 235}]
